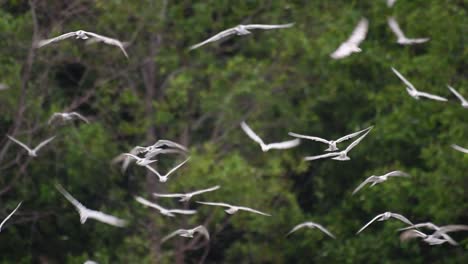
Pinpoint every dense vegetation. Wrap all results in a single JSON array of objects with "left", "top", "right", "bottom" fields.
[{"left": 0, "top": 0, "right": 467, "bottom": 263}]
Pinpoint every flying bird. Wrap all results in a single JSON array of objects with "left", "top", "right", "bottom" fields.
[
  {"left": 145, "top": 157, "right": 190, "bottom": 182},
  {"left": 289, "top": 126, "right": 372, "bottom": 152},
  {"left": 352, "top": 170, "right": 410, "bottom": 195},
  {"left": 48, "top": 112, "right": 89, "bottom": 125},
  {"left": 0, "top": 83, "right": 8, "bottom": 91},
  {"left": 330, "top": 18, "right": 368, "bottom": 59},
  {"left": 391, "top": 68, "right": 448, "bottom": 102},
  {"left": 7, "top": 135, "right": 55, "bottom": 157},
  {"left": 154, "top": 185, "right": 220, "bottom": 202},
  {"left": 161, "top": 225, "right": 210, "bottom": 243},
  {"left": 196, "top": 201, "right": 271, "bottom": 216},
  {"left": 451, "top": 144, "right": 468, "bottom": 154},
  {"left": 134, "top": 196, "right": 196, "bottom": 217},
  {"left": 400, "top": 229, "right": 452, "bottom": 246},
  {"left": 304, "top": 127, "right": 373, "bottom": 161},
  {"left": 356, "top": 212, "right": 413, "bottom": 234},
  {"left": 0, "top": 202, "right": 22, "bottom": 232},
  {"left": 447, "top": 85, "right": 468, "bottom": 108},
  {"left": 55, "top": 184, "right": 127, "bottom": 227},
  {"left": 387, "top": 0, "right": 397, "bottom": 7},
  {"left": 286, "top": 221, "right": 335, "bottom": 238},
  {"left": 189, "top": 23, "right": 294, "bottom": 50},
  {"left": 36, "top": 30, "right": 128, "bottom": 58},
  {"left": 240, "top": 121, "right": 300, "bottom": 152},
  {"left": 122, "top": 153, "right": 158, "bottom": 167},
  {"left": 399, "top": 222, "right": 468, "bottom": 246},
  {"left": 387, "top": 17, "right": 430, "bottom": 45}
]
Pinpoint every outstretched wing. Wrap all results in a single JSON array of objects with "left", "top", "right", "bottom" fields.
[
  {"left": 238, "top": 206, "right": 271, "bottom": 216},
  {"left": 314, "top": 223, "right": 336, "bottom": 239},
  {"left": 153, "top": 192, "right": 184, "bottom": 198},
  {"left": 134, "top": 196, "right": 165, "bottom": 211},
  {"left": 352, "top": 176, "right": 374, "bottom": 195},
  {"left": 196, "top": 201, "right": 231, "bottom": 208},
  {"left": 161, "top": 229, "right": 185, "bottom": 243},
  {"left": 47, "top": 113, "right": 62, "bottom": 125},
  {"left": 344, "top": 127, "right": 372, "bottom": 152},
  {"left": 87, "top": 210, "right": 127, "bottom": 227},
  {"left": 168, "top": 209, "right": 197, "bottom": 215},
  {"left": 36, "top": 32, "right": 77, "bottom": 48},
  {"left": 356, "top": 214, "right": 382, "bottom": 234},
  {"left": 190, "top": 185, "right": 221, "bottom": 196},
  {"left": 266, "top": 139, "right": 301, "bottom": 150},
  {"left": 55, "top": 184, "right": 86, "bottom": 212},
  {"left": 240, "top": 121, "right": 265, "bottom": 146},
  {"left": 347, "top": 18, "right": 369, "bottom": 45},
  {"left": 387, "top": 17, "right": 406, "bottom": 40},
  {"left": 69, "top": 112, "right": 89, "bottom": 123},
  {"left": 390, "top": 213, "right": 413, "bottom": 226},
  {"left": 385, "top": 170, "right": 410, "bottom": 178},
  {"left": 336, "top": 126, "right": 373, "bottom": 143},
  {"left": 288, "top": 132, "right": 330, "bottom": 144},
  {"left": 33, "top": 136, "right": 56, "bottom": 153},
  {"left": 84, "top": 31, "right": 128, "bottom": 58},
  {"left": 165, "top": 157, "right": 191, "bottom": 177},
  {"left": 304, "top": 152, "right": 340, "bottom": 161},
  {"left": 0, "top": 201, "right": 22, "bottom": 231},
  {"left": 448, "top": 85, "right": 468, "bottom": 104},
  {"left": 391, "top": 67, "right": 416, "bottom": 91},
  {"left": 451, "top": 144, "right": 468, "bottom": 154},
  {"left": 417, "top": 91, "right": 448, "bottom": 102},
  {"left": 244, "top": 23, "right": 294, "bottom": 30},
  {"left": 189, "top": 27, "right": 237, "bottom": 50},
  {"left": 193, "top": 225, "right": 210, "bottom": 240},
  {"left": 151, "top": 139, "right": 188, "bottom": 152},
  {"left": 7, "top": 135, "right": 33, "bottom": 153}
]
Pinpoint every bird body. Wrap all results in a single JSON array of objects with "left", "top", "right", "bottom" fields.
[
  {"left": 7, "top": 135, "right": 55, "bottom": 157},
  {"left": 241, "top": 121, "right": 300, "bottom": 152},
  {"left": 391, "top": 68, "right": 448, "bottom": 102},
  {"left": 331, "top": 18, "right": 368, "bottom": 59},
  {"left": 352, "top": 170, "right": 409, "bottom": 195}
]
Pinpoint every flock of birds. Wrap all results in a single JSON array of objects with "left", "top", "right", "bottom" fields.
[{"left": 1, "top": 0, "right": 467, "bottom": 262}]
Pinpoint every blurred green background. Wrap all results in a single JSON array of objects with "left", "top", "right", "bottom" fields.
[{"left": 0, "top": 0, "right": 467, "bottom": 263}]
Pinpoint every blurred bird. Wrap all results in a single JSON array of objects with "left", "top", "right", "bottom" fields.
[
  {"left": 286, "top": 221, "right": 335, "bottom": 238},
  {"left": 196, "top": 201, "right": 271, "bottom": 216},
  {"left": 387, "top": 0, "right": 397, "bottom": 7},
  {"left": 122, "top": 153, "right": 158, "bottom": 167},
  {"left": 134, "top": 196, "right": 196, "bottom": 217},
  {"left": 36, "top": 30, "right": 128, "bottom": 58},
  {"left": 391, "top": 68, "right": 448, "bottom": 102},
  {"left": 145, "top": 157, "right": 190, "bottom": 182},
  {"left": 305, "top": 127, "right": 373, "bottom": 161},
  {"left": 0, "top": 202, "right": 22, "bottom": 232},
  {"left": 352, "top": 170, "right": 410, "bottom": 195},
  {"left": 7, "top": 135, "right": 55, "bottom": 157},
  {"left": 330, "top": 18, "right": 368, "bottom": 59},
  {"left": 451, "top": 144, "right": 468, "bottom": 154},
  {"left": 289, "top": 126, "right": 372, "bottom": 152},
  {"left": 161, "top": 225, "right": 210, "bottom": 243},
  {"left": 190, "top": 23, "right": 294, "bottom": 50},
  {"left": 48, "top": 112, "right": 89, "bottom": 125},
  {"left": 400, "top": 229, "right": 451, "bottom": 246},
  {"left": 398, "top": 222, "right": 468, "bottom": 246},
  {"left": 0, "top": 83, "right": 8, "bottom": 91},
  {"left": 55, "top": 184, "right": 127, "bottom": 227},
  {"left": 356, "top": 212, "right": 413, "bottom": 234},
  {"left": 154, "top": 185, "right": 220, "bottom": 202},
  {"left": 447, "top": 85, "right": 468, "bottom": 108},
  {"left": 387, "top": 17, "right": 430, "bottom": 45},
  {"left": 241, "top": 121, "right": 300, "bottom": 152}
]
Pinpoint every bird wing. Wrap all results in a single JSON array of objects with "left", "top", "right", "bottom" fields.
[
  {"left": 391, "top": 67, "right": 417, "bottom": 91},
  {"left": 190, "top": 185, "right": 221, "bottom": 196},
  {"left": 352, "top": 176, "right": 375, "bottom": 195},
  {"left": 335, "top": 126, "right": 373, "bottom": 143},
  {"left": 151, "top": 139, "right": 188, "bottom": 152},
  {"left": 238, "top": 206, "right": 271, "bottom": 216},
  {"left": 387, "top": 17, "right": 406, "bottom": 40},
  {"left": 398, "top": 222, "right": 437, "bottom": 232},
  {"left": 189, "top": 27, "right": 237, "bottom": 50},
  {"left": 47, "top": 113, "right": 62, "bottom": 125},
  {"left": 356, "top": 214, "right": 382, "bottom": 234},
  {"left": 240, "top": 121, "right": 265, "bottom": 147},
  {"left": 33, "top": 136, "right": 56, "bottom": 153},
  {"left": 193, "top": 225, "right": 210, "bottom": 240},
  {"left": 438, "top": 225, "right": 468, "bottom": 234},
  {"left": 451, "top": 144, "right": 468, "bottom": 154},
  {"left": 7, "top": 135, "right": 33, "bottom": 153},
  {"left": 447, "top": 85, "right": 468, "bottom": 104},
  {"left": 69, "top": 112, "right": 89, "bottom": 123},
  {"left": 416, "top": 91, "right": 448, "bottom": 102},
  {"left": 266, "top": 138, "right": 301, "bottom": 150},
  {"left": 134, "top": 196, "right": 166, "bottom": 211},
  {"left": 330, "top": 43, "right": 353, "bottom": 59},
  {"left": 196, "top": 201, "right": 231, "bottom": 208},
  {"left": 344, "top": 128, "right": 372, "bottom": 153},
  {"left": 84, "top": 31, "right": 128, "bottom": 58},
  {"left": 286, "top": 222, "right": 310, "bottom": 236},
  {"left": 0, "top": 201, "right": 22, "bottom": 231},
  {"left": 164, "top": 157, "right": 190, "bottom": 177},
  {"left": 153, "top": 192, "right": 184, "bottom": 198},
  {"left": 288, "top": 132, "right": 330, "bottom": 144},
  {"left": 314, "top": 223, "right": 336, "bottom": 239},
  {"left": 145, "top": 148, "right": 186, "bottom": 159},
  {"left": 161, "top": 229, "right": 185, "bottom": 243},
  {"left": 387, "top": 0, "right": 397, "bottom": 7},
  {"left": 400, "top": 229, "right": 426, "bottom": 241},
  {"left": 87, "top": 210, "right": 127, "bottom": 227},
  {"left": 243, "top": 23, "right": 295, "bottom": 30},
  {"left": 55, "top": 184, "right": 86, "bottom": 212},
  {"left": 304, "top": 152, "right": 340, "bottom": 161},
  {"left": 36, "top": 32, "right": 77, "bottom": 48},
  {"left": 390, "top": 213, "right": 413, "bottom": 226},
  {"left": 347, "top": 18, "right": 369, "bottom": 45},
  {"left": 384, "top": 170, "right": 410, "bottom": 178},
  {"left": 168, "top": 209, "right": 197, "bottom": 215},
  {"left": 145, "top": 165, "right": 163, "bottom": 178}
]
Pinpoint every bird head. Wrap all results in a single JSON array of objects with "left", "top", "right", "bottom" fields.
[
  {"left": 225, "top": 208, "right": 237, "bottom": 214},
  {"left": 159, "top": 176, "right": 168, "bottom": 183},
  {"left": 76, "top": 30, "right": 88, "bottom": 39}
]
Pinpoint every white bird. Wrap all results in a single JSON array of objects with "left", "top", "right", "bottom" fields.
[
  {"left": 55, "top": 184, "right": 127, "bottom": 227},
  {"left": 387, "top": 0, "right": 397, "bottom": 7},
  {"left": 0, "top": 83, "right": 8, "bottom": 91},
  {"left": 451, "top": 144, "right": 468, "bottom": 154},
  {"left": 0, "top": 202, "right": 22, "bottom": 232},
  {"left": 196, "top": 201, "right": 271, "bottom": 216},
  {"left": 36, "top": 30, "right": 128, "bottom": 58},
  {"left": 400, "top": 229, "right": 452, "bottom": 246},
  {"left": 134, "top": 196, "right": 196, "bottom": 217},
  {"left": 147, "top": 139, "right": 189, "bottom": 153},
  {"left": 352, "top": 170, "right": 410, "bottom": 195},
  {"left": 84, "top": 261, "right": 98, "bottom": 264},
  {"left": 387, "top": 17, "right": 430, "bottom": 45},
  {"left": 330, "top": 18, "right": 368, "bottom": 59},
  {"left": 286, "top": 221, "right": 335, "bottom": 238},
  {"left": 391, "top": 68, "right": 448, "bottom": 102},
  {"left": 48, "top": 112, "right": 89, "bottom": 125},
  {"left": 7, "top": 135, "right": 55, "bottom": 157},
  {"left": 145, "top": 157, "right": 190, "bottom": 182},
  {"left": 240, "top": 121, "right": 300, "bottom": 152},
  {"left": 447, "top": 85, "right": 468, "bottom": 108},
  {"left": 304, "top": 127, "right": 373, "bottom": 161},
  {"left": 356, "top": 212, "right": 413, "bottom": 234},
  {"left": 289, "top": 126, "right": 372, "bottom": 152},
  {"left": 189, "top": 23, "right": 294, "bottom": 50},
  {"left": 154, "top": 185, "right": 220, "bottom": 202},
  {"left": 161, "top": 225, "right": 210, "bottom": 243},
  {"left": 122, "top": 153, "right": 158, "bottom": 167},
  {"left": 398, "top": 222, "right": 468, "bottom": 245}
]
